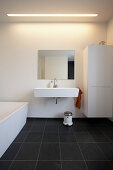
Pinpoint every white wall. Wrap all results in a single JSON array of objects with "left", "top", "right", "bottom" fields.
[
  {"left": 107, "top": 16, "right": 113, "bottom": 45},
  {"left": 107, "top": 16, "right": 113, "bottom": 119},
  {"left": 0, "top": 23, "right": 107, "bottom": 117}
]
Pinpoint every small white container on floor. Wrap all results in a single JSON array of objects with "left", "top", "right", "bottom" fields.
[{"left": 63, "top": 111, "right": 73, "bottom": 126}]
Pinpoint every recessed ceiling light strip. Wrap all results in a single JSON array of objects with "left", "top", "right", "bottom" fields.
[{"left": 7, "top": 14, "right": 98, "bottom": 17}]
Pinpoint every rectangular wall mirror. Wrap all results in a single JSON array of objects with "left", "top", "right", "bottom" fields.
[{"left": 38, "top": 50, "right": 75, "bottom": 80}]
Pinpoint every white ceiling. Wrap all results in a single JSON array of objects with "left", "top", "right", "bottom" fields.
[{"left": 0, "top": 0, "right": 113, "bottom": 23}]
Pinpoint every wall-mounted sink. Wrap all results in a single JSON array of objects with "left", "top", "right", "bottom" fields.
[{"left": 34, "top": 88, "right": 79, "bottom": 98}]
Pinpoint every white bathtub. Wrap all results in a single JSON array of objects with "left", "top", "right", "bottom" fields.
[{"left": 0, "top": 102, "right": 28, "bottom": 158}]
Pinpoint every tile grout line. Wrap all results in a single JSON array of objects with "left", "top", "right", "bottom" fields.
[
  {"left": 88, "top": 127, "right": 113, "bottom": 143},
  {"left": 94, "top": 142, "right": 109, "bottom": 160},
  {"left": 58, "top": 121, "right": 62, "bottom": 170},
  {"left": 8, "top": 121, "right": 32, "bottom": 170},
  {"left": 73, "top": 133, "right": 89, "bottom": 170},
  {"left": 12, "top": 141, "right": 113, "bottom": 144},
  {"left": 99, "top": 128, "right": 113, "bottom": 142},
  {"left": 1, "top": 159, "right": 113, "bottom": 162},
  {"left": 34, "top": 119, "right": 47, "bottom": 170}
]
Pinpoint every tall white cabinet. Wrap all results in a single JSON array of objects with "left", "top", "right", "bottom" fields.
[{"left": 83, "top": 45, "right": 113, "bottom": 117}]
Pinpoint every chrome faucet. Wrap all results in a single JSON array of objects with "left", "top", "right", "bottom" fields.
[{"left": 53, "top": 78, "right": 57, "bottom": 88}]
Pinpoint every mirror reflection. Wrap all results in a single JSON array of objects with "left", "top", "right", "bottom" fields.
[{"left": 38, "top": 50, "right": 74, "bottom": 80}]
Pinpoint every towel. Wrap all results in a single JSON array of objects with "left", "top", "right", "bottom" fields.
[{"left": 75, "top": 88, "right": 83, "bottom": 109}]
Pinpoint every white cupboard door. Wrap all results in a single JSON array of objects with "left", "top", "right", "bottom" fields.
[
  {"left": 88, "top": 45, "right": 113, "bottom": 86},
  {"left": 88, "top": 86, "right": 112, "bottom": 117}
]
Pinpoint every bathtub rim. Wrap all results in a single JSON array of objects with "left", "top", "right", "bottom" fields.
[{"left": 0, "top": 102, "right": 28, "bottom": 124}]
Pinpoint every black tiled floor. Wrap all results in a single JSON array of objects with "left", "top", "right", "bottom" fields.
[
  {"left": 44, "top": 125, "right": 58, "bottom": 134},
  {"left": 15, "top": 143, "right": 40, "bottom": 160},
  {"left": 62, "top": 161, "right": 87, "bottom": 170},
  {"left": 25, "top": 132, "right": 43, "bottom": 143},
  {"left": 13, "top": 131, "right": 28, "bottom": 143},
  {"left": 86, "top": 161, "right": 113, "bottom": 170},
  {"left": 1, "top": 118, "right": 113, "bottom": 170},
  {"left": 97, "top": 143, "right": 113, "bottom": 160},
  {"left": 10, "top": 161, "right": 36, "bottom": 170},
  {"left": 30, "top": 125, "right": 44, "bottom": 132},
  {"left": 59, "top": 125, "right": 73, "bottom": 134},
  {"left": 74, "top": 131, "right": 95, "bottom": 142},
  {"left": 22, "top": 123, "right": 32, "bottom": 131},
  {"left": 73, "top": 126, "right": 88, "bottom": 131},
  {"left": 43, "top": 133, "right": 59, "bottom": 143},
  {"left": 102, "top": 130, "right": 113, "bottom": 141},
  {"left": 89, "top": 130, "right": 111, "bottom": 142},
  {"left": 36, "top": 161, "right": 61, "bottom": 170},
  {"left": 60, "top": 133, "right": 76, "bottom": 143},
  {"left": 0, "top": 161, "right": 12, "bottom": 170},
  {"left": 1, "top": 143, "right": 21, "bottom": 160},
  {"left": 39, "top": 143, "right": 60, "bottom": 160},
  {"left": 46, "top": 119, "right": 59, "bottom": 126},
  {"left": 79, "top": 143, "right": 107, "bottom": 160},
  {"left": 60, "top": 143, "right": 83, "bottom": 160}
]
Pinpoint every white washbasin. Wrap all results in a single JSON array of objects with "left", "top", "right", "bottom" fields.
[{"left": 34, "top": 88, "right": 79, "bottom": 97}]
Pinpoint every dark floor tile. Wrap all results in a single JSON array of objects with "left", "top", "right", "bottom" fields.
[
  {"left": 25, "top": 132, "right": 42, "bottom": 142},
  {"left": 36, "top": 161, "right": 61, "bottom": 170},
  {"left": 31, "top": 119, "right": 46, "bottom": 126},
  {"left": 15, "top": 143, "right": 40, "bottom": 160},
  {"left": 10, "top": 161, "right": 36, "bottom": 170},
  {"left": 102, "top": 131, "right": 113, "bottom": 141},
  {"left": 91, "top": 118, "right": 110, "bottom": 123},
  {"left": 32, "top": 118, "right": 46, "bottom": 122},
  {"left": 86, "top": 127, "right": 100, "bottom": 132},
  {"left": 73, "top": 126, "right": 88, "bottom": 132},
  {"left": 30, "top": 125, "right": 44, "bottom": 133},
  {"left": 1, "top": 143, "right": 21, "bottom": 160},
  {"left": 62, "top": 161, "right": 87, "bottom": 170},
  {"left": 89, "top": 130, "right": 111, "bottom": 142},
  {"left": 44, "top": 125, "right": 58, "bottom": 134},
  {"left": 74, "top": 131, "right": 95, "bottom": 143},
  {"left": 98, "top": 124, "right": 113, "bottom": 131},
  {"left": 0, "top": 161, "right": 12, "bottom": 170},
  {"left": 22, "top": 124, "right": 31, "bottom": 131},
  {"left": 86, "top": 161, "right": 113, "bottom": 170},
  {"left": 46, "top": 119, "right": 59, "bottom": 126},
  {"left": 110, "top": 161, "right": 113, "bottom": 168},
  {"left": 86, "top": 118, "right": 110, "bottom": 125},
  {"left": 43, "top": 133, "right": 59, "bottom": 143},
  {"left": 75, "top": 118, "right": 90, "bottom": 125},
  {"left": 26, "top": 118, "right": 36, "bottom": 125},
  {"left": 39, "top": 143, "right": 60, "bottom": 160},
  {"left": 13, "top": 131, "right": 28, "bottom": 143},
  {"left": 79, "top": 143, "right": 107, "bottom": 160},
  {"left": 75, "top": 118, "right": 105, "bottom": 126},
  {"left": 58, "top": 119, "right": 65, "bottom": 126},
  {"left": 77, "top": 124, "right": 95, "bottom": 128},
  {"left": 60, "top": 134, "right": 76, "bottom": 143},
  {"left": 60, "top": 143, "right": 83, "bottom": 160},
  {"left": 59, "top": 126, "right": 73, "bottom": 134},
  {"left": 97, "top": 143, "right": 113, "bottom": 160}
]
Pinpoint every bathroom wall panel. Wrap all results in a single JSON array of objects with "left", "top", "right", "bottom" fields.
[{"left": 0, "top": 23, "right": 106, "bottom": 117}]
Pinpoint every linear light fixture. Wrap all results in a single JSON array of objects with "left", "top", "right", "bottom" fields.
[{"left": 7, "top": 14, "right": 98, "bottom": 17}]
